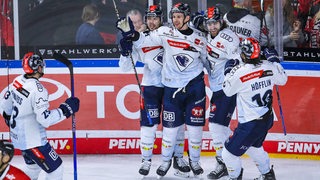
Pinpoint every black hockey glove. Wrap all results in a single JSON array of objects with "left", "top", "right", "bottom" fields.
[
  {"left": 264, "top": 48, "right": 280, "bottom": 63},
  {"left": 191, "top": 12, "right": 206, "bottom": 33},
  {"left": 116, "top": 17, "right": 136, "bottom": 39},
  {"left": 224, "top": 59, "right": 240, "bottom": 75},
  {"left": 2, "top": 111, "right": 11, "bottom": 127},
  {"left": 119, "top": 38, "right": 133, "bottom": 56},
  {"left": 59, "top": 97, "right": 80, "bottom": 118}
]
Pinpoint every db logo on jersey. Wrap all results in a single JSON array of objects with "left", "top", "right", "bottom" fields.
[
  {"left": 163, "top": 111, "right": 175, "bottom": 122},
  {"left": 192, "top": 106, "right": 204, "bottom": 118}
]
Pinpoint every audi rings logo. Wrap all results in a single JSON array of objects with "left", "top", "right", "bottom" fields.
[
  {"left": 220, "top": 33, "right": 233, "bottom": 42},
  {"left": 0, "top": 78, "right": 71, "bottom": 102}
]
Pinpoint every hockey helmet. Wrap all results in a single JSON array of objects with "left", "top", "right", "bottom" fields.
[
  {"left": 204, "top": 6, "right": 222, "bottom": 23},
  {"left": 22, "top": 52, "right": 45, "bottom": 74},
  {"left": 240, "top": 37, "right": 261, "bottom": 62},
  {"left": 144, "top": 5, "right": 163, "bottom": 23},
  {"left": 0, "top": 140, "right": 14, "bottom": 160},
  {"left": 169, "top": 2, "right": 191, "bottom": 19}
]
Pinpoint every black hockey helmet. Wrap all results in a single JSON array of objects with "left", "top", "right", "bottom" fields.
[
  {"left": 22, "top": 52, "right": 45, "bottom": 74},
  {"left": 144, "top": 5, "right": 163, "bottom": 23},
  {"left": 169, "top": 2, "right": 191, "bottom": 19},
  {"left": 240, "top": 37, "right": 261, "bottom": 64},
  {"left": 204, "top": 6, "right": 222, "bottom": 23},
  {"left": 0, "top": 140, "right": 14, "bottom": 160}
]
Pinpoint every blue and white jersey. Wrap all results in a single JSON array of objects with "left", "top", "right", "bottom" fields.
[
  {"left": 133, "top": 26, "right": 207, "bottom": 88},
  {"left": 224, "top": 8, "right": 267, "bottom": 46},
  {"left": 119, "top": 31, "right": 164, "bottom": 87},
  {"left": 222, "top": 61, "right": 287, "bottom": 123},
  {"left": 1, "top": 75, "right": 65, "bottom": 150},
  {"left": 207, "top": 28, "right": 241, "bottom": 92}
]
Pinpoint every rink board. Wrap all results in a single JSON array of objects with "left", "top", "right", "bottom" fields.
[{"left": 0, "top": 60, "right": 319, "bottom": 156}]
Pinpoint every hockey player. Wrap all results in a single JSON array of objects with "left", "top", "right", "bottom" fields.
[
  {"left": 117, "top": 2, "right": 207, "bottom": 178},
  {"left": 1, "top": 52, "right": 80, "bottom": 180},
  {"left": 0, "top": 140, "right": 30, "bottom": 179},
  {"left": 221, "top": 37, "right": 287, "bottom": 180},
  {"left": 118, "top": 5, "right": 189, "bottom": 177},
  {"left": 224, "top": 0, "right": 267, "bottom": 46},
  {"left": 197, "top": 6, "right": 241, "bottom": 180}
]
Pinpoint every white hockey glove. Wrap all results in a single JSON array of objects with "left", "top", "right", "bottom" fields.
[{"left": 116, "top": 17, "right": 136, "bottom": 39}]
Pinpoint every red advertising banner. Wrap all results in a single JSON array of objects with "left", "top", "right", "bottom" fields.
[{"left": 1, "top": 68, "right": 319, "bottom": 156}]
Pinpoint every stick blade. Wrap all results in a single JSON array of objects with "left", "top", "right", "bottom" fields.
[{"left": 52, "top": 53, "right": 73, "bottom": 68}]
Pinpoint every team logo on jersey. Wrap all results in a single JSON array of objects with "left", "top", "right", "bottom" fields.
[
  {"left": 153, "top": 52, "right": 164, "bottom": 65},
  {"left": 173, "top": 54, "right": 194, "bottom": 72}
]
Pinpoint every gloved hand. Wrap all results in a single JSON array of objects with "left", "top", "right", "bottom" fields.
[
  {"left": 116, "top": 17, "right": 136, "bottom": 39},
  {"left": 263, "top": 48, "right": 280, "bottom": 63},
  {"left": 119, "top": 38, "right": 133, "bottom": 56},
  {"left": 59, "top": 97, "right": 80, "bottom": 118},
  {"left": 191, "top": 12, "right": 206, "bottom": 32},
  {"left": 224, "top": 59, "right": 240, "bottom": 75}
]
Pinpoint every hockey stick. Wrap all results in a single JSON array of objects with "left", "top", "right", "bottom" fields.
[
  {"left": 52, "top": 53, "right": 78, "bottom": 180},
  {"left": 260, "top": 0, "right": 287, "bottom": 141},
  {"left": 112, "top": 0, "right": 153, "bottom": 125}
]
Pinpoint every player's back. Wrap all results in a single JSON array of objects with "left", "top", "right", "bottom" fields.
[
  {"left": 8, "top": 75, "right": 47, "bottom": 150},
  {"left": 224, "top": 8, "right": 261, "bottom": 41},
  {"left": 223, "top": 61, "right": 287, "bottom": 123}
]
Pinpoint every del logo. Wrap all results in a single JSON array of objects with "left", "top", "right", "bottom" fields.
[{"left": 192, "top": 106, "right": 204, "bottom": 117}]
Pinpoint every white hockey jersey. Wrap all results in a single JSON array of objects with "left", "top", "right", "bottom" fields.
[
  {"left": 224, "top": 8, "right": 267, "bottom": 46},
  {"left": 206, "top": 28, "right": 241, "bottom": 92},
  {"left": 133, "top": 26, "right": 207, "bottom": 88},
  {"left": 1, "top": 75, "right": 66, "bottom": 150},
  {"left": 222, "top": 61, "right": 287, "bottom": 123},
  {"left": 119, "top": 31, "right": 164, "bottom": 87}
]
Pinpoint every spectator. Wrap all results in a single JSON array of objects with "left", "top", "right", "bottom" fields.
[
  {"left": 304, "top": 1, "right": 320, "bottom": 48},
  {"left": 0, "top": 140, "right": 30, "bottom": 179},
  {"left": 265, "top": 0, "right": 305, "bottom": 47},
  {"left": 75, "top": 3, "right": 105, "bottom": 45},
  {"left": 115, "top": 9, "right": 146, "bottom": 44},
  {"left": 221, "top": 38, "right": 288, "bottom": 180},
  {"left": 91, "top": 0, "right": 117, "bottom": 44}
]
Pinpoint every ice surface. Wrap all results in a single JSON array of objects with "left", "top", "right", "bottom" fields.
[{"left": 10, "top": 154, "right": 320, "bottom": 180}]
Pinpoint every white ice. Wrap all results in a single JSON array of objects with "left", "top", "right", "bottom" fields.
[{"left": 11, "top": 154, "right": 319, "bottom": 180}]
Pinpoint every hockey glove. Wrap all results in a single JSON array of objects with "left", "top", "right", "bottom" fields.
[
  {"left": 119, "top": 38, "right": 133, "bottom": 56},
  {"left": 191, "top": 12, "right": 206, "bottom": 33},
  {"left": 59, "top": 97, "right": 80, "bottom": 118},
  {"left": 224, "top": 59, "right": 240, "bottom": 75},
  {"left": 2, "top": 111, "right": 11, "bottom": 127},
  {"left": 264, "top": 48, "right": 280, "bottom": 63},
  {"left": 116, "top": 17, "right": 136, "bottom": 39}
]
